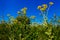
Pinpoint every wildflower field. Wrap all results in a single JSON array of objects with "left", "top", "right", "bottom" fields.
[{"left": 0, "top": 2, "right": 60, "bottom": 40}]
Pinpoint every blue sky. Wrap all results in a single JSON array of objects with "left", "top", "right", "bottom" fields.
[{"left": 0, "top": 0, "right": 60, "bottom": 23}]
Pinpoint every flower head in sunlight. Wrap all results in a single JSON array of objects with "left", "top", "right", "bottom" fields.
[
  {"left": 37, "top": 6, "right": 42, "bottom": 9},
  {"left": 17, "top": 11, "right": 20, "bottom": 14},
  {"left": 21, "top": 7, "right": 27, "bottom": 15},
  {"left": 40, "top": 7, "right": 46, "bottom": 11},
  {"left": 49, "top": 2, "right": 54, "bottom": 6},
  {"left": 24, "top": 7, "right": 27, "bottom": 11},
  {"left": 42, "top": 4, "right": 47, "bottom": 9},
  {"left": 37, "top": 4, "right": 47, "bottom": 11},
  {"left": 40, "top": 4, "right": 47, "bottom": 11}
]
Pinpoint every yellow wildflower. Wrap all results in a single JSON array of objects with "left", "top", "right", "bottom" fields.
[
  {"left": 42, "top": 4, "right": 47, "bottom": 8},
  {"left": 40, "top": 7, "right": 46, "bottom": 11},
  {"left": 21, "top": 7, "right": 27, "bottom": 11},
  {"left": 49, "top": 2, "right": 54, "bottom": 6},
  {"left": 37, "top": 4, "right": 47, "bottom": 11},
  {"left": 37, "top": 6, "right": 42, "bottom": 9},
  {"left": 23, "top": 7, "right": 27, "bottom": 11},
  {"left": 21, "top": 7, "right": 27, "bottom": 15}
]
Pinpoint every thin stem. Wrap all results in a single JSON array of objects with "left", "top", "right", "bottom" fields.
[
  {"left": 47, "top": 5, "right": 51, "bottom": 16},
  {"left": 40, "top": 10, "right": 44, "bottom": 16}
]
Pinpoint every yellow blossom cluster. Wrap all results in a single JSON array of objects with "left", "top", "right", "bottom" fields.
[
  {"left": 37, "top": 2, "right": 54, "bottom": 11},
  {"left": 37, "top": 4, "right": 47, "bottom": 11},
  {"left": 21, "top": 7, "right": 27, "bottom": 15},
  {"left": 49, "top": 2, "right": 54, "bottom": 6}
]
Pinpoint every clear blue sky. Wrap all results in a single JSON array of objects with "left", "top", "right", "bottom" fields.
[{"left": 0, "top": 0, "right": 60, "bottom": 23}]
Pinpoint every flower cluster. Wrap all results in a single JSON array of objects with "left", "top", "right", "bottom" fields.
[
  {"left": 21, "top": 7, "right": 27, "bottom": 15},
  {"left": 37, "top": 2, "right": 54, "bottom": 11},
  {"left": 38, "top": 4, "right": 47, "bottom": 11}
]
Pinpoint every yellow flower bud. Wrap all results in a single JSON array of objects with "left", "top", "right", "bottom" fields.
[
  {"left": 23, "top": 7, "right": 27, "bottom": 11},
  {"left": 37, "top": 4, "right": 47, "bottom": 11},
  {"left": 21, "top": 7, "right": 27, "bottom": 15},
  {"left": 49, "top": 2, "right": 54, "bottom": 6},
  {"left": 37, "top": 6, "right": 42, "bottom": 9},
  {"left": 42, "top": 4, "right": 47, "bottom": 9},
  {"left": 21, "top": 7, "right": 27, "bottom": 11}
]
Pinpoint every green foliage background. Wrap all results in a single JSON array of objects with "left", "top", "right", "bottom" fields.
[{"left": 0, "top": 13, "right": 60, "bottom": 40}]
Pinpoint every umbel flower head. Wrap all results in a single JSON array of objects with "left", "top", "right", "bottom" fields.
[
  {"left": 49, "top": 2, "right": 54, "bottom": 6},
  {"left": 42, "top": 4, "right": 47, "bottom": 8},
  {"left": 37, "top": 6, "right": 42, "bottom": 9},
  {"left": 37, "top": 4, "right": 48, "bottom": 11},
  {"left": 40, "top": 7, "right": 47, "bottom": 11},
  {"left": 21, "top": 7, "right": 27, "bottom": 15}
]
